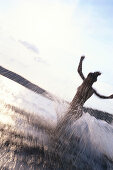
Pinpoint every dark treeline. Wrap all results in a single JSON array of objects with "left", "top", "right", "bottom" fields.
[
  {"left": 83, "top": 107, "right": 113, "bottom": 124},
  {"left": 0, "top": 66, "right": 46, "bottom": 94},
  {"left": 0, "top": 65, "right": 113, "bottom": 124}
]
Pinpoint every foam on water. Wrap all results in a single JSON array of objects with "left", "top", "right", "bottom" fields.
[{"left": 0, "top": 75, "right": 113, "bottom": 169}]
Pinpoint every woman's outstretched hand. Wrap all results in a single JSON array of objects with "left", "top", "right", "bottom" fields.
[{"left": 81, "top": 56, "right": 85, "bottom": 61}]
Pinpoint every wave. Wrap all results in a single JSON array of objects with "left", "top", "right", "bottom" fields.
[{"left": 0, "top": 75, "right": 113, "bottom": 169}]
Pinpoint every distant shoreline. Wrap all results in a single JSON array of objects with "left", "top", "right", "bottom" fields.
[{"left": 0, "top": 65, "right": 113, "bottom": 124}]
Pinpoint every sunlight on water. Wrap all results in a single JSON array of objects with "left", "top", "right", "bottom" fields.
[
  {"left": 0, "top": 113, "right": 14, "bottom": 125},
  {"left": 0, "top": 75, "right": 113, "bottom": 169},
  {"left": 0, "top": 103, "right": 15, "bottom": 126},
  {"left": 0, "top": 76, "right": 22, "bottom": 104},
  {"left": 0, "top": 76, "right": 57, "bottom": 126}
]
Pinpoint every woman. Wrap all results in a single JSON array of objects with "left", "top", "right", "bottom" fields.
[
  {"left": 71, "top": 56, "right": 113, "bottom": 113},
  {"left": 57, "top": 56, "right": 113, "bottom": 130}
]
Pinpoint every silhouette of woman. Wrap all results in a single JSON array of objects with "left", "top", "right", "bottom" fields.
[
  {"left": 70, "top": 56, "right": 113, "bottom": 113},
  {"left": 58, "top": 56, "right": 113, "bottom": 125},
  {"left": 55, "top": 56, "right": 113, "bottom": 146}
]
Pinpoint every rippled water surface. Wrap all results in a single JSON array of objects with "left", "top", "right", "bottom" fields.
[{"left": 0, "top": 75, "right": 113, "bottom": 170}]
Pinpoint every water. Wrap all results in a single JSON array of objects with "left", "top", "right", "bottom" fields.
[{"left": 0, "top": 75, "right": 113, "bottom": 169}]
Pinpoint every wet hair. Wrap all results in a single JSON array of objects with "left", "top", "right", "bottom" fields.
[{"left": 87, "top": 72, "right": 101, "bottom": 83}]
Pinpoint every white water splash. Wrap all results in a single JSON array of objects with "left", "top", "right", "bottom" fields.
[{"left": 0, "top": 75, "right": 113, "bottom": 169}]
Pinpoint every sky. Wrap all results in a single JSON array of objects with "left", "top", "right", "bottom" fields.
[{"left": 0, "top": 0, "right": 113, "bottom": 113}]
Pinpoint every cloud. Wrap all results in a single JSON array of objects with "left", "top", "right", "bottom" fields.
[
  {"left": 18, "top": 39, "right": 48, "bottom": 65},
  {"left": 34, "top": 56, "right": 48, "bottom": 65},
  {"left": 19, "top": 40, "right": 39, "bottom": 54}
]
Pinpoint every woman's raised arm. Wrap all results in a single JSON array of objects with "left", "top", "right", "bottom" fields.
[{"left": 77, "top": 56, "right": 85, "bottom": 80}]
